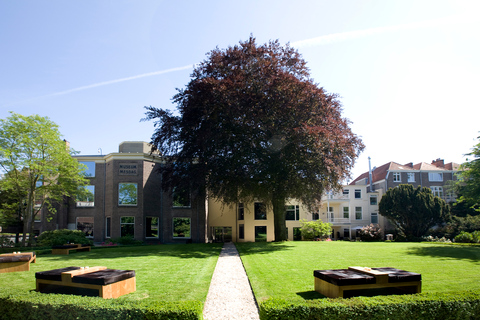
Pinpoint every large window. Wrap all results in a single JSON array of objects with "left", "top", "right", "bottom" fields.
[
  {"left": 285, "top": 205, "right": 299, "bottom": 221},
  {"left": 343, "top": 207, "right": 349, "bottom": 219},
  {"left": 77, "top": 217, "right": 94, "bottom": 237},
  {"left": 255, "top": 226, "right": 267, "bottom": 242},
  {"left": 355, "top": 207, "right": 362, "bottom": 220},
  {"left": 238, "top": 203, "right": 244, "bottom": 220},
  {"left": 119, "top": 183, "right": 137, "bottom": 206},
  {"left": 371, "top": 212, "right": 378, "bottom": 224},
  {"left": 370, "top": 195, "right": 378, "bottom": 205},
  {"left": 355, "top": 189, "right": 361, "bottom": 199},
  {"left": 173, "top": 217, "right": 191, "bottom": 238},
  {"left": 79, "top": 161, "right": 95, "bottom": 177},
  {"left": 120, "top": 216, "right": 135, "bottom": 237},
  {"left": 429, "top": 172, "right": 443, "bottom": 182},
  {"left": 393, "top": 172, "right": 401, "bottom": 182},
  {"left": 76, "top": 185, "right": 95, "bottom": 207},
  {"left": 431, "top": 186, "right": 444, "bottom": 198},
  {"left": 239, "top": 224, "right": 244, "bottom": 240},
  {"left": 254, "top": 202, "right": 266, "bottom": 220},
  {"left": 146, "top": 217, "right": 159, "bottom": 238},
  {"left": 172, "top": 187, "right": 190, "bottom": 207},
  {"left": 407, "top": 172, "right": 415, "bottom": 182}
]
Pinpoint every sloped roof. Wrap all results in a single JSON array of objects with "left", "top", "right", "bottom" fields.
[{"left": 350, "top": 160, "right": 460, "bottom": 185}]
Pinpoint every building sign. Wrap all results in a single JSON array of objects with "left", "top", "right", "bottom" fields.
[{"left": 119, "top": 163, "right": 138, "bottom": 175}]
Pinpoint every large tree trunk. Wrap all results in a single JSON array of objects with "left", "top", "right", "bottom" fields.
[{"left": 272, "top": 196, "right": 287, "bottom": 242}]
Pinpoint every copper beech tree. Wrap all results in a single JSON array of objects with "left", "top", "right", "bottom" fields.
[{"left": 144, "top": 37, "right": 364, "bottom": 241}]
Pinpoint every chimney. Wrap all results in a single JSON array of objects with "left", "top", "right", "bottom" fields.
[
  {"left": 404, "top": 162, "right": 413, "bottom": 168},
  {"left": 431, "top": 158, "right": 444, "bottom": 168}
]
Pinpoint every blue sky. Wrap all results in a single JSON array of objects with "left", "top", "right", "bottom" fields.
[{"left": 1, "top": 0, "right": 479, "bottom": 180}]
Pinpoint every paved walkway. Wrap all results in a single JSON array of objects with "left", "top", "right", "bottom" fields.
[{"left": 203, "top": 242, "right": 260, "bottom": 320}]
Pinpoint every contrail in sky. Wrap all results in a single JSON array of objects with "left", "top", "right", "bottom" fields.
[{"left": 3, "top": 13, "right": 469, "bottom": 108}]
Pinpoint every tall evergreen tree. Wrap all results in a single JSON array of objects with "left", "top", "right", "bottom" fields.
[{"left": 379, "top": 184, "right": 449, "bottom": 240}]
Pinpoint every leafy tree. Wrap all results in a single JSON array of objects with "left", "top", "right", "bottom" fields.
[
  {"left": 299, "top": 219, "right": 332, "bottom": 240},
  {"left": 0, "top": 112, "right": 88, "bottom": 246},
  {"left": 452, "top": 134, "right": 480, "bottom": 212},
  {"left": 379, "top": 184, "right": 450, "bottom": 241},
  {"left": 143, "top": 36, "right": 364, "bottom": 241}
]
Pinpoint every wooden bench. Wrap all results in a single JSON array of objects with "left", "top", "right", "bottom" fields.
[
  {"left": 51, "top": 243, "right": 91, "bottom": 255},
  {"left": 0, "top": 252, "right": 36, "bottom": 273},
  {"left": 35, "top": 266, "right": 136, "bottom": 299},
  {"left": 314, "top": 266, "right": 421, "bottom": 298}
]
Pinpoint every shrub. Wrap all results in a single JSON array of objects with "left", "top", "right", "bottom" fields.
[
  {"left": 472, "top": 230, "right": 480, "bottom": 243},
  {"left": 455, "top": 231, "right": 474, "bottom": 243},
  {"left": 423, "top": 235, "right": 452, "bottom": 243},
  {"left": 299, "top": 219, "right": 332, "bottom": 240},
  {"left": 37, "top": 229, "right": 93, "bottom": 247},
  {"left": 108, "top": 235, "right": 143, "bottom": 246},
  {"left": 0, "top": 235, "right": 14, "bottom": 248},
  {"left": 358, "top": 224, "right": 383, "bottom": 241}
]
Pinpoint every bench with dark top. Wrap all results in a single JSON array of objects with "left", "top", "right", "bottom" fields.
[
  {"left": 314, "top": 266, "right": 421, "bottom": 298},
  {"left": 36, "top": 266, "right": 136, "bottom": 299},
  {"left": 51, "top": 243, "right": 91, "bottom": 255},
  {"left": 0, "top": 252, "right": 36, "bottom": 273}
]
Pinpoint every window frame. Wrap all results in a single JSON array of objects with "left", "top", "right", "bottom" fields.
[
  {"left": 254, "top": 202, "right": 267, "bottom": 220},
  {"left": 120, "top": 216, "right": 135, "bottom": 237},
  {"left": 355, "top": 206, "right": 362, "bottom": 220},
  {"left": 371, "top": 212, "right": 378, "bottom": 224},
  {"left": 238, "top": 203, "right": 244, "bottom": 220},
  {"left": 173, "top": 217, "right": 191, "bottom": 239},
  {"left": 407, "top": 172, "right": 415, "bottom": 182},
  {"left": 285, "top": 205, "right": 300, "bottom": 221},
  {"left": 79, "top": 161, "right": 96, "bottom": 178},
  {"left": 429, "top": 172, "right": 443, "bottom": 182},
  {"left": 343, "top": 207, "right": 349, "bottom": 219},
  {"left": 76, "top": 185, "right": 95, "bottom": 207},
  {"left": 393, "top": 172, "right": 401, "bottom": 182},
  {"left": 118, "top": 183, "right": 138, "bottom": 206},
  {"left": 370, "top": 195, "right": 378, "bottom": 206},
  {"left": 145, "top": 216, "right": 159, "bottom": 238},
  {"left": 354, "top": 189, "right": 361, "bottom": 199},
  {"left": 76, "top": 216, "right": 94, "bottom": 238}
]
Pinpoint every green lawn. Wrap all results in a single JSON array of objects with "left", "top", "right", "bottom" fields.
[
  {"left": 0, "top": 243, "right": 222, "bottom": 302},
  {"left": 236, "top": 241, "right": 480, "bottom": 302}
]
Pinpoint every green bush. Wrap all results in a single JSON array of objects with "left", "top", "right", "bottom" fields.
[
  {"left": 107, "top": 235, "right": 143, "bottom": 246},
  {"left": 0, "top": 288, "right": 203, "bottom": 320},
  {"left": 260, "top": 291, "right": 480, "bottom": 320},
  {"left": 36, "top": 229, "right": 93, "bottom": 247},
  {"left": 472, "top": 230, "right": 480, "bottom": 243},
  {"left": 299, "top": 219, "right": 332, "bottom": 240},
  {"left": 455, "top": 231, "right": 474, "bottom": 243}
]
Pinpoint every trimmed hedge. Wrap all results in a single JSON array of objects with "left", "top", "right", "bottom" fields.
[
  {"left": 0, "top": 288, "right": 203, "bottom": 320},
  {"left": 260, "top": 291, "right": 480, "bottom": 320}
]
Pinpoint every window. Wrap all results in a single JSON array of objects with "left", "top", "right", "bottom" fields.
[
  {"left": 118, "top": 183, "right": 137, "bottom": 206},
  {"left": 370, "top": 195, "right": 378, "bottom": 205},
  {"left": 312, "top": 212, "right": 319, "bottom": 220},
  {"left": 146, "top": 217, "right": 159, "bottom": 238},
  {"left": 239, "top": 224, "right": 244, "bottom": 239},
  {"left": 293, "top": 227, "right": 302, "bottom": 241},
  {"left": 254, "top": 202, "right": 266, "bottom": 220},
  {"left": 76, "top": 185, "right": 95, "bottom": 207},
  {"left": 238, "top": 203, "right": 244, "bottom": 220},
  {"left": 429, "top": 172, "right": 443, "bottom": 182},
  {"left": 393, "top": 172, "right": 401, "bottom": 182},
  {"left": 121, "top": 217, "right": 135, "bottom": 237},
  {"left": 285, "top": 205, "right": 299, "bottom": 221},
  {"left": 255, "top": 226, "right": 267, "bottom": 242},
  {"left": 343, "top": 228, "right": 350, "bottom": 239},
  {"left": 343, "top": 189, "right": 350, "bottom": 198},
  {"left": 371, "top": 212, "right": 378, "bottom": 224},
  {"left": 79, "top": 161, "right": 95, "bottom": 177},
  {"left": 355, "top": 207, "right": 362, "bottom": 220},
  {"left": 172, "top": 187, "right": 190, "bottom": 207},
  {"left": 105, "top": 217, "right": 111, "bottom": 238},
  {"left": 355, "top": 189, "right": 361, "bottom": 199},
  {"left": 77, "top": 217, "right": 94, "bottom": 237},
  {"left": 431, "top": 186, "right": 444, "bottom": 198},
  {"left": 343, "top": 207, "right": 349, "bottom": 219},
  {"left": 173, "top": 217, "right": 191, "bottom": 238},
  {"left": 407, "top": 172, "right": 415, "bottom": 182}
]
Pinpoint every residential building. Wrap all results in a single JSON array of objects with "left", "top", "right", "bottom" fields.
[{"left": 350, "top": 159, "right": 459, "bottom": 203}]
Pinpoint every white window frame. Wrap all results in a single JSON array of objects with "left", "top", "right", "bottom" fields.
[
  {"left": 343, "top": 207, "right": 349, "bottom": 219},
  {"left": 431, "top": 186, "right": 444, "bottom": 198},
  {"left": 429, "top": 172, "right": 443, "bottom": 182},
  {"left": 407, "top": 172, "right": 415, "bottom": 182},
  {"left": 355, "top": 207, "right": 362, "bottom": 220},
  {"left": 354, "top": 189, "right": 361, "bottom": 199},
  {"left": 371, "top": 212, "right": 378, "bottom": 224},
  {"left": 393, "top": 172, "right": 401, "bottom": 182}
]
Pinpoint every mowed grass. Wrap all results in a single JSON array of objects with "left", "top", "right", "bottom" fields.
[
  {"left": 0, "top": 243, "right": 223, "bottom": 302},
  {"left": 236, "top": 241, "right": 480, "bottom": 302}
]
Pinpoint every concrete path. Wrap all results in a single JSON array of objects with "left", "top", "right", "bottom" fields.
[{"left": 203, "top": 242, "right": 260, "bottom": 320}]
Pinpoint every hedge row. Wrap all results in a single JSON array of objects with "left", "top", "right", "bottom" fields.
[
  {"left": 0, "top": 288, "right": 203, "bottom": 320},
  {"left": 260, "top": 291, "right": 480, "bottom": 320}
]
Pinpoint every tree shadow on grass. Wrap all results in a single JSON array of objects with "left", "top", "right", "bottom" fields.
[
  {"left": 296, "top": 291, "right": 325, "bottom": 300},
  {"left": 235, "top": 242, "right": 293, "bottom": 256},
  {"left": 45, "top": 243, "right": 224, "bottom": 261},
  {"left": 407, "top": 244, "right": 480, "bottom": 264}
]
